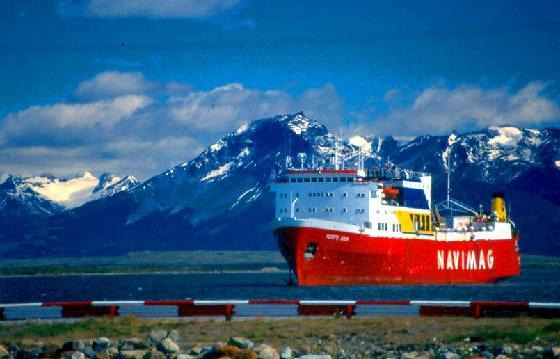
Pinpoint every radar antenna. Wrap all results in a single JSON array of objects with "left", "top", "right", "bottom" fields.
[{"left": 297, "top": 153, "right": 307, "bottom": 170}]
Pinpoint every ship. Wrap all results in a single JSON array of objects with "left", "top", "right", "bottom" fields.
[{"left": 272, "top": 154, "right": 521, "bottom": 286}]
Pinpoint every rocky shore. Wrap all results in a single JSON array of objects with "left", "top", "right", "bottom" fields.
[
  {"left": 1, "top": 317, "right": 559, "bottom": 359},
  {"left": 2, "top": 329, "right": 560, "bottom": 359}
]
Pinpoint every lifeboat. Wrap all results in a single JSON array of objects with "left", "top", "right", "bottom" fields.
[{"left": 383, "top": 186, "right": 400, "bottom": 197}]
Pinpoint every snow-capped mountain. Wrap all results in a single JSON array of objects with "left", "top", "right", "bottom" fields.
[
  {"left": 391, "top": 126, "right": 560, "bottom": 184},
  {"left": 1, "top": 112, "right": 559, "bottom": 258},
  {"left": 0, "top": 172, "right": 138, "bottom": 213},
  {"left": 0, "top": 175, "right": 63, "bottom": 217}
]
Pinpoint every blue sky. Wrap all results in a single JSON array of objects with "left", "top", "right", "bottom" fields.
[{"left": 1, "top": 0, "right": 559, "bottom": 178}]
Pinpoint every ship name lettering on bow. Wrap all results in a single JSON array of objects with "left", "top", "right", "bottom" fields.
[{"left": 437, "top": 250, "right": 494, "bottom": 270}]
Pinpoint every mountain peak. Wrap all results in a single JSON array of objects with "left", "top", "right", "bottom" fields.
[
  {"left": 279, "top": 112, "right": 323, "bottom": 135},
  {"left": 487, "top": 126, "right": 524, "bottom": 147},
  {"left": 0, "top": 172, "right": 137, "bottom": 211}
]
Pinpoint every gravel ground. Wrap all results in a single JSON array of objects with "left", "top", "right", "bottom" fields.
[{"left": 0, "top": 316, "right": 559, "bottom": 358}]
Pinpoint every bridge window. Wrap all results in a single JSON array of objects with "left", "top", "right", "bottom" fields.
[
  {"left": 290, "top": 178, "right": 296, "bottom": 183},
  {"left": 332, "top": 177, "right": 338, "bottom": 182},
  {"left": 297, "top": 177, "right": 303, "bottom": 182},
  {"left": 326, "top": 177, "right": 331, "bottom": 182},
  {"left": 340, "top": 177, "right": 346, "bottom": 182},
  {"left": 311, "top": 177, "right": 317, "bottom": 182},
  {"left": 318, "top": 177, "right": 324, "bottom": 182},
  {"left": 347, "top": 177, "right": 353, "bottom": 182},
  {"left": 304, "top": 177, "right": 310, "bottom": 182}
]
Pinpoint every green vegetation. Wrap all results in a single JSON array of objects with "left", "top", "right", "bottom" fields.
[
  {"left": 450, "top": 319, "right": 560, "bottom": 344},
  {"left": 0, "top": 251, "right": 287, "bottom": 276},
  {"left": 2, "top": 316, "right": 560, "bottom": 348}
]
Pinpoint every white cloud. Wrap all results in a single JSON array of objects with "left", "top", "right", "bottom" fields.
[
  {"left": 371, "top": 82, "right": 560, "bottom": 136},
  {"left": 84, "top": 0, "right": 240, "bottom": 18},
  {"left": 154, "top": 83, "right": 343, "bottom": 139},
  {"left": 0, "top": 95, "right": 152, "bottom": 146},
  {"left": 74, "top": 71, "right": 160, "bottom": 101},
  {"left": 0, "top": 71, "right": 342, "bottom": 179}
]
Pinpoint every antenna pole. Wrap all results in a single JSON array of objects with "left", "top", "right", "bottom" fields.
[
  {"left": 446, "top": 146, "right": 452, "bottom": 218},
  {"left": 446, "top": 154, "right": 450, "bottom": 207},
  {"left": 334, "top": 138, "right": 339, "bottom": 170}
]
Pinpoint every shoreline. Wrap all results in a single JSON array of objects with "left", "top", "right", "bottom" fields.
[{"left": 0, "top": 268, "right": 288, "bottom": 279}]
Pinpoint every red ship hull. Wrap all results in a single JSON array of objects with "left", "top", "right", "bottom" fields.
[{"left": 275, "top": 226, "right": 520, "bottom": 286}]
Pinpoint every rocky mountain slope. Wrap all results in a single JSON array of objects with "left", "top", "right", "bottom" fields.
[{"left": 1, "top": 112, "right": 559, "bottom": 258}]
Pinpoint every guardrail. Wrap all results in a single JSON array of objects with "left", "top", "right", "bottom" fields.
[{"left": 1, "top": 300, "right": 559, "bottom": 321}]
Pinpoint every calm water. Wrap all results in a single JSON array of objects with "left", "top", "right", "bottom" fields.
[{"left": 1, "top": 267, "right": 560, "bottom": 303}]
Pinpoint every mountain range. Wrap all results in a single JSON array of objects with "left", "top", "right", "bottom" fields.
[{"left": 1, "top": 112, "right": 559, "bottom": 258}]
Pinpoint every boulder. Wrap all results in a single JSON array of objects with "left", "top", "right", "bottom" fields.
[
  {"left": 442, "top": 352, "right": 460, "bottom": 359},
  {"left": 552, "top": 346, "right": 560, "bottom": 358},
  {"left": 227, "top": 337, "right": 254, "bottom": 350},
  {"left": 148, "top": 329, "right": 167, "bottom": 346},
  {"left": 107, "top": 347, "right": 119, "bottom": 357},
  {"left": 295, "top": 356, "right": 332, "bottom": 359},
  {"left": 279, "top": 347, "right": 293, "bottom": 359},
  {"left": 255, "top": 345, "right": 279, "bottom": 359},
  {"left": 142, "top": 349, "right": 166, "bottom": 359},
  {"left": 158, "top": 338, "right": 180, "bottom": 354},
  {"left": 189, "top": 345, "right": 204, "bottom": 356},
  {"left": 67, "top": 351, "right": 86, "bottom": 359},
  {"left": 120, "top": 338, "right": 147, "bottom": 351},
  {"left": 400, "top": 351, "right": 420, "bottom": 359},
  {"left": 93, "top": 352, "right": 108, "bottom": 359},
  {"left": 217, "top": 345, "right": 258, "bottom": 359},
  {"left": 495, "top": 355, "right": 510, "bottom": 359},
  {"left": 176, "top": 354, "right": 195, "bottom": 359},
  {"left": 82, "top": 346, "right": 96, "bottom": 358},
  {"left": 41, "top": 344, "right": 61, "bottom": 358},
  {"left": 0, "top": 345, "right": 8, "bottom": 359},
  {"left": 63, "top": 341, "right": 86, "bottom": 352},
  {"left": 118, "top": 350, "right": 147, "bottom": 359},
  {"left": 191, "top": 345, "right": 216, "bottom": 357},
  {"left": 93, "top": 337, "right": 111, "bottom": 352},
  {"left": 168, "top": 329, "right": 181, "bottom": 342},
  {"left": 26, "top": 346, "right": 45, "bottom": 358}
]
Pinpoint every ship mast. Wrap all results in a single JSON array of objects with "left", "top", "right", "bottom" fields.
[
  {"left": 446, "top": 150, "right": 451, "bottom": 208},
  {"left": 334, "top": 137, "right": 340, "bottom": 170}
]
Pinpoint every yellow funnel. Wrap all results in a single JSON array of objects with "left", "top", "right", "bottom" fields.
[{"left": 491, "top": 192, "right": 507, "bottom": 222}]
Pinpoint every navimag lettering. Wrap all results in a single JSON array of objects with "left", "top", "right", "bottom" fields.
[{"left": 437, "top": 250, "right": 494, "bottom": 270}]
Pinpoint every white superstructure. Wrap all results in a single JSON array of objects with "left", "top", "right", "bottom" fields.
[{"left": 272, "top": 168, "right": 514, "bottom": 241}]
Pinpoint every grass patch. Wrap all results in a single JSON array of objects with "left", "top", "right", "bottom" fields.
[
  {"left": 466, "top": 328, "right": 536, "bottom": 344},
  {"left": 2, "top": 317, "right": 560, "bottom": 348},
  {"left": 6, "top": 316, "right": 148, "bottom": 341},
  {"left": 450, "top": 319, "right": 560, "bottom": 345},
  {"left": 542, "top": 321, "right": 560, "bottom": 333}
]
